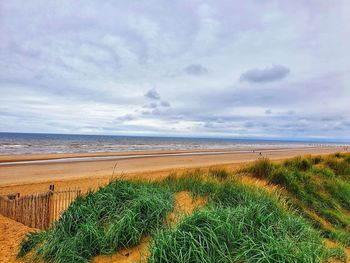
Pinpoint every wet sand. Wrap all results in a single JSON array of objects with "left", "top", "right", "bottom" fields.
[{"left": 0, "top": 146, "right": 346, "bottom": 195}]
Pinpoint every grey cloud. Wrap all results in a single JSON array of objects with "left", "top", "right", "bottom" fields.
[
  {"left": 143, "top": 102, "right": 158, "bottom": 109},
  {"left": 184, "top": 64, "right": 209, "bottom": 76},
  {"left": 244, "top": 121, "right": 255, "bottom": 128},
  {"left": 240, "top": 65, "right": 290, "bottom": 83},
  {"left": 342, "top": 121, "right": 350, "bottom": 127},
  {"left": 322, "top": 117, "right": 334, "bottom": 122},
  {"left": 160, "top": 101, "right": 170, "bottom": 107},
  {"left": 144, "top": 89, "right": 160, "bottom": 100},
  {"left": 117, "top": 114, "right": 136, "bottom": 122},
  {"left": 141, "top": 106, "right": 173, "bottom": 117},
  {"left": 1, "top": 1, "right": 349, "bottom": 140},
  {"left": 141, "top": 110, "right": 151, "bottom": 116}
]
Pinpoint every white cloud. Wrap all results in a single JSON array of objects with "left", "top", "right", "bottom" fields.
[{"left": 0, "top": 0, "right": 349, "bottom": 140}]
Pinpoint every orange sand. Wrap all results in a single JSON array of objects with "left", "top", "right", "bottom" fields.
[
  {"left": 0, "top": 147, "right": 345, "bottom": 194},
  {"left": 0, "top": 215, "right": 35, "bottom": 263}
]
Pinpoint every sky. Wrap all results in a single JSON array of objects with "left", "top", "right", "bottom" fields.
[{"left": 0, "top": 1, "right": 350, "bottom": 141}]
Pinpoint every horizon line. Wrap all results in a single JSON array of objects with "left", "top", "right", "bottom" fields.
[{"left": 1, "top": 131, "right": 350, "bottom": 144}]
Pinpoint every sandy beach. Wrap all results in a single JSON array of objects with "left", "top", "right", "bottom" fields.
[
  {"left": 2, "top": 2, "right": 350, "bottom": 261},
  {"left": 0, "top": 146, "right": 346, "bottom": 195},
  {"left": 0, "top": 146, "right": 349, "bottom": 262}
]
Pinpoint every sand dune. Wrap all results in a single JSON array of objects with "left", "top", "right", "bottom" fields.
[{"left": 0, "top": 146, "right": 349, "bottom": 263}]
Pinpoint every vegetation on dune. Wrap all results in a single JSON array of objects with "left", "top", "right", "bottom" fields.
[
  {"left": 245, "top": 153, "right": 350, "bottom": 247},
  {"left": 18, "top": 153, "right": 350, "bottom": 262},
  {"left": 18, "top": 180, "right": 174, "bottom": 263},
  {"left": 149, "top": 178, "right": 339, "bottom": 262},
  {"left": 159, "top": 169, "right": 220, "bottom": 197}
]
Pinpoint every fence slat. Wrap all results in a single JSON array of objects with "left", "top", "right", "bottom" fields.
[{"left": 0, "top": 188, "right": 81, "bottom": 229}]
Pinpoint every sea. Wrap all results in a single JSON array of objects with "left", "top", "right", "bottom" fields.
[{"left": 0, "top": 132, "right": 346, "bottom": 155}]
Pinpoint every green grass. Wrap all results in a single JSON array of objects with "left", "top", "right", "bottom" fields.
[
  {"left": 149, "top": 180, "right": 338, "bottom": 262},
  {"left": 18, "top": 180, "right": 174, "bottom": 263},
  {"left": 324, "top": 156, "right": 350, "bottom": 176},
  {"left": 208, "top": 167, "right": 230, "bottom": 180},
  {"left": 245, "top": 153, "right": 350, "bottom": 246},
  {"left": 331, "top": 229, "right": 350, "bottom": 247},
  {"left": 247, "top": 157, "right": 274, "bottom": 178},
  {"left": 18, "top": 154, "right": 350, "bottom": 262},
  {"left": 284, "top": 156, "right": 312, "bottom": 171},
  {"left": 159, "top": 169, "right": 220, "bottom": 197}
]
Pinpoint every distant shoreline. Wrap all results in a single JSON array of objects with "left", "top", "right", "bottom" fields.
[
  {"left": 0, "top": 146, "right": 323, "bottom": 165},
  {"left": 2, "top": 131, "right": 350, "bottom": 143},
  {"left": 1, "top": 132, "right": 348, "bottom": 156},
  {"left": 0, "top": 146, "right": 348, "bottom": 193}
]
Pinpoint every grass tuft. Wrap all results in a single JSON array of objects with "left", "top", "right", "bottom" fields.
[
  {"left": 149, "top": 180, "right": 333, "bottom": 263},
  {"left": 18, "top": 180, "right": 174, "bottom": 263},
  {"left": 284, "top": 156, "right": 312, "bottom": 171},
  {"left": 246, "top": 152, "right": 350, "bottom": 247},
  {"left": 208, "top": 167, "right": 230, "bottom": 180},
  {"left": 248, "top": 157, "right": 274, "bottom": 178}
]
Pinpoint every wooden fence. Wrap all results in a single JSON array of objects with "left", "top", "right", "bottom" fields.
[
  {"left": 0, "top": 188, "right": 81, "bottom": 229},
  {"left": 50, "top": 188, "right": 81, "bottom": 224}
]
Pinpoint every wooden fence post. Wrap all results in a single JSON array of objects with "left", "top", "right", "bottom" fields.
[{"left": 0, "top": 188, "right": 81, "bottom": 229}]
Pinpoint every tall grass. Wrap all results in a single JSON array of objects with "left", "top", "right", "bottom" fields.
[
  {"left": 246, "top": 153, "right": 350, "bottom": 246},
  {"left": 18, "top": 180, "right": 174, "bottom": 263},
  {"left": 149, "top": 180, "right": 337, "bottom": 262},
  {"left": 159, "top": 169, "right": 220, "bottom": 197},
  {"left": 246, "top": 157, "right": 273, "bottom": 178},
  {"left": 208, "top": 167, "right": 230, "bottom": 180},
  {"left": 324, "top": 157, "right": 350, "bottom": 176},
  {"left": 18, "top": 154, "right": 350, "bottom": 262}
]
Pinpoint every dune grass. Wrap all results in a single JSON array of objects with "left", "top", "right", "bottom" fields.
[
  {"left": 149, "top": 178, "right": 339, "bottom": 262},
  {"left": 245, "top": 153, "right": 350, "bottom": 246},
  {"left": 18, "top": 180, "right": 174, "bottom": 263},
  {"left": 18, "top": 154, "right": 350, "bottom": 262}
]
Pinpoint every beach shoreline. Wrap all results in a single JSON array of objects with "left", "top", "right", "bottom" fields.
[
  {"left": 0, "top": 146, "right": 347, "bottom": 195},
  {"left": 0, "top": 146, "right": 349, "bottom": 263},
  {"left": 0, "top": 147, "right": 325, "bottom": 166},
  {"left": 0, "top": 146, "right": 326, "bottom": 163}
]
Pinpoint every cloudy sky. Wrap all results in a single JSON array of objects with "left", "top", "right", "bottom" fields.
[{"left": 1, "top": 1, "right": 350, "bottom": 141}]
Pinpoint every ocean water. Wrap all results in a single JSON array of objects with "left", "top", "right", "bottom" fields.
[{"left": 0, "top": 132, "right": 339, "bottom": 155}]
